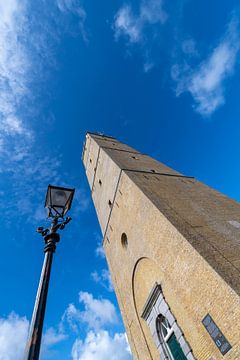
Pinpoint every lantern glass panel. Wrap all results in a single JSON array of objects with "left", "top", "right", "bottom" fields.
[
  {"left": 51, "top": 189, "right": 69, "bottom": 207},
  {"left": 45, "top": 185, "right": 75, "bottom": 217}
]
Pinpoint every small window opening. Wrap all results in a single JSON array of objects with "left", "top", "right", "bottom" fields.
[
  {"left": 99, "top": 179, "right": 102, "bottom": 186},
  {"left": 108, "top": 200, "right": 112, "bottom": 207},
  {"left": 90, "top": 159, "right": 92, "bottom": 163},
  {"left": 131, "top": 156, "right": 139, "bottom": 160},
  {"left": 151, "top": 169, "right": 156, "bottom": 173},
  {"left": 121, "top": 233, "right": 128, "bottom": 248}
]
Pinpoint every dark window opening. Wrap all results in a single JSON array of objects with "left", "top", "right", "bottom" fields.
[{"left": 121, "top": 233, "right": 128, "bottom": 248}]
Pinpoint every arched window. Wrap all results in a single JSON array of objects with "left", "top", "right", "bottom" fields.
[
  {"left": 142, "top": 284, "right": 195, "bottom": 360},
  {"left": 156, "top": 315, "right": 188, "bottom": 360}
]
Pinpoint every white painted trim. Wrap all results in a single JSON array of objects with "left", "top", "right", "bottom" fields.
[{"left": 141, "top": 283, "right": 196, "bottom": 360}]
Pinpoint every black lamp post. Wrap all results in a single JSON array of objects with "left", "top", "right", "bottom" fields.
[{"left": 24, "top": 185, "right": 75, "bottom": 360}]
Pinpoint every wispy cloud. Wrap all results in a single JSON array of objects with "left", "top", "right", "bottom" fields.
[
  {"left": 113, "top": 0, "right": 167, "bottom": 72},
  {"left": 0, "top": 0, "right": 87, "bottom": 149},
  {"left": 0, "top": 0, "right": 32, "bottom": 141},
  {"left": 0, "top": 0, "right": 89, "bottom": 227},
  {"left": 0, "top": 148, "right": 62, "bottom": 226},
  {"left": 0, "top": 1, "right": 61, "bottom": 226},
  {"left": 56, "top": 0, "right": 88, "bottom": 41},
  {"left": 91, "top": 269, "right": 114, "bottom": 292},
  {"left": 71, "top": 330, "right": 132, "bottom": 360},
  {"left": 172, "top": 17, "right": 240, "bottom": 116},
  {"left": 181, "top": 38, "right": 198, "bottom": 57},
  {"left": 41, "top": 327, "right": 67, "bottom": 358},
  {"left": 72, "top": 188, "right": 90, "bottom": 216},
  {"left": 114, "top": 0, "right": 167, "bottom": 44},
  {"left": 114, "top": 5, "right": 141, "bottom": 43},
  {"left": 95, "top": 240, "right": 105, "bottom": 258},
  {"left": 42, "top": 326, "right": 67, "bottom": 348},
  {"left": 56, "top": 0, "right": 86, "bottom": 17}
]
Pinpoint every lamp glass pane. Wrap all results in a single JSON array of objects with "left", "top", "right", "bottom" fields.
[
  {"left": 46, "top": 188, "right": 51, "bottom": 207},
  {"left": 45, "top": 185, "right": 74, "bottom": 218},
  {"left": 51, "top": 188, "right": 70, "bottom": 207}
]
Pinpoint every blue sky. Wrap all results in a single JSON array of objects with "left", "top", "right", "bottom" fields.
[{"left": 0, "top": 0, "right": 240, "bottom": 359}]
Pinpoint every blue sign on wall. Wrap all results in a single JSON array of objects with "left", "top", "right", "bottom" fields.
[{"left": 202, "top": 314, "right": 232, "bottom": 355}]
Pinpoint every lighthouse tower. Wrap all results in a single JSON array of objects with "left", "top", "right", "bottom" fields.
[{"left": 82, "top": 132, "right": 240, "bottom": 360}]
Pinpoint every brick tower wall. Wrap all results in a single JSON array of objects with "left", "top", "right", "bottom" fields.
[{"left": 82, "top": 133, "right": 240, "bottom": 360}]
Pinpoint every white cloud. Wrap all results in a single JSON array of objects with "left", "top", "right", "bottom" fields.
[
  {"left": 61, "top": 291, "right": 131, "bottom": 360},
  {"left": 0, "top": 312, "right": 67, "bottom": 360},
  {"left": 71, "top": 330, "right": 132, "bottom": 360},
  {"left": 114, "top": 0, "right": 167, "bottom": 44},
  {"left": 0, "top": 1, "right": 89, "bottom": 231},
  {"left": 172, "top": 17, "right": 240, "bottom": 116},
  {"left": 0, "top": 312, "right": 29, "bottom": 360},
  {"left": 78, "top": 292, "right": 118, "bottom": 329},
  {"left": 114, "top": 6, "right": 141, "bottom": 43},
  {"left": 0, "top": 0, "right": 32, "bottom": 139},
  {"left": 91, "top": 269, "right": 114, "bottom": 292},
  {"left": 0, "top": 1, "right": 60, "bottom": 216},
  {"left": 0, "top": 0, "right": 91, "bottom": 229},
  {"left": 63, "top": 292, "right": 118, "bottom": 332},
  {"left": 0, "top": 0, "right": 80, "bottom": 144},
  {"left": 63, "top": 303, "right": 81, "bottom": 333},
  {"left": 0, "top": 311, "right": 68, "bottom": 360},
  {"left": 0, "top": 0, "right": 87, "bottom": 147}
]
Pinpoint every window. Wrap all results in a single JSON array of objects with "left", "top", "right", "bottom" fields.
[
  {"left": 141, "top": 283, "right": 194, "bottom": 360},
  {"left": 121, "top": 233, "right": 128, "bottom": 248},
  {"left": 157, "top": 315, "right": 188, "bottom": 360}
]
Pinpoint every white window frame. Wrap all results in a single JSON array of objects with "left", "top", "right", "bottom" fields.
[
  {"left": 157, "top": 315, "right": 176, "bottom": 360},
  {"left": 141, "top": 283, "right": 195, "bottom": 360}
]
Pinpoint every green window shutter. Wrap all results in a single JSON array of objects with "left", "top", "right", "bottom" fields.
[{"left": 167, "top": 334, "right": 188, "bottom": 360}]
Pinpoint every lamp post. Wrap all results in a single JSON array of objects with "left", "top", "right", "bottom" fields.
[{"left": 24, "top": 185, "right": 75, "bottom": 360}]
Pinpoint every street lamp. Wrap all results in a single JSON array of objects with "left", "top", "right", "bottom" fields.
[{"left": 24, "top": 185, "right": 75, "bottom": 360}]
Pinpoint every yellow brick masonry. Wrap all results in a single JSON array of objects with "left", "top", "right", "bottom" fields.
[{"left": 82, "top": 133, "right": 240, "bottom": 360}]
